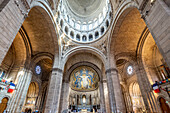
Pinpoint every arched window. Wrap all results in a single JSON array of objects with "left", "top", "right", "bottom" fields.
[
  {"left": 82, "top": 35, "right": 87, "bottom": 42},
  {"left": 89, "top": 34, "right": 93, "bottom": 41},
  {"left": 65, "top": 26, "right": 68, "bottom": 34},
  {"left": 70, "top": 31, "right": 74, "bottom": 39},
  {"left": 60, "top": 19, "right": 63, "bottom": 28},
  {"left": 106, "top": 20, "right": 109, "bottom": 28},
  {"left": 159, "top": 97, "right": 170, "bottom": 112},
  {"left": 101, "top": 27, "right": 105, "bottom": 35},
  {"left": 76, "top": 34, "right": 80, "bottom": 41},
  {"left": 95, "top": 31, "right": 99, "bottom": 39}
]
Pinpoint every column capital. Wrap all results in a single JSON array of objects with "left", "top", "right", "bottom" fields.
[
  {"left": 105, "top": 68, "right": 118, "bottom": 74},
  {"left": 52, "top": 68, "right": 63, "bottom": 73}
]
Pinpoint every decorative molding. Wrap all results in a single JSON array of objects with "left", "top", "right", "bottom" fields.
[
  {"left": 14, "top": 0, "right": 30, "bottom": 18},
  {"left": 97, "top": 40, "right": 107, "bottom": 56},
  {"left": 105, "top": 68, "right": 118, "bottom": 74},
  {"left": 52, "top": 68, "right": 63, "bottom": 73}
]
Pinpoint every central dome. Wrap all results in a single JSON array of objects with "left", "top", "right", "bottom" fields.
[
  {"left": 57, "top": 0, "right": 112, "bottom": 43},
  {"left": 66, "top": 0, "right": 102, "bottom": 17}
]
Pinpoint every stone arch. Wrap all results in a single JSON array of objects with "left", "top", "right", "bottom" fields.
[
  {"left": 0, "top": 97, "right": 9, "bottom": 113},
  {"left": 27, "top": 82, "right": 39, "bottom": 98},
  {"left": 23, "top": 82, "right": 39, "bottom": 111},
  {"left": 108, "top": 1, "right": 139, "bottom": 69},
  {"left": 64, "top": 61, "right": 102, "bottom": 83},
  {"left": 0, "top": 0, "right": 59, "bottom": 65},
  {"left": 129, "top": 82, "right": 141, "bottom": 97},
  {"left": 62, "top": 46, "right": 107, "bottom": 70},
  {"left": 129, "top": 82, "right": 145, "bottom": 112},
  {"left": 108, "top": 2, "right": 163, "bottom": 112},
  {"left": 24, "top": 1, "right": 60, "bottom": 70}
]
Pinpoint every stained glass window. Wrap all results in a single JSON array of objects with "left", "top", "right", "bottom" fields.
[
  {"left": 127, "top": 65, "right": 133, "bottom": 75},
  {"left": 35, "top": 65, "right": 41, "bottom": 75}
]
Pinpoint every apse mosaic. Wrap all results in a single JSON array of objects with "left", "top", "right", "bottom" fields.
[{"left": 70, "top": 66, "right": 99, "bottom": 91}]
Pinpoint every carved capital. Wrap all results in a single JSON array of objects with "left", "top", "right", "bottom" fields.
[
  {"left": 52, "top": 68, "right": 63, "bottom": 73},
  {"left": 105, "top": 68, "right": 118, "bottom": 74}
]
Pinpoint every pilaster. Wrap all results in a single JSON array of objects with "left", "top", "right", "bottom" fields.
[{"left": 44, "top": 67, "right": 63, "bottom": 113}]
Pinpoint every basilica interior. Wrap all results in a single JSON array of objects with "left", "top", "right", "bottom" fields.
[{"left": 0, "top": 0, "right": 170, "bottom": 113}]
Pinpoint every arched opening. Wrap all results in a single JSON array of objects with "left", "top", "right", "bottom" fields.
[
  {"left": 0, "top": 97, "right": 8, "bottom": 113},
  {"left": 0, "top": 4, "right": 59, "bottom": 112},
  {"left": 142, "top": 32, "right": 170, "bottom": 84},
  {"left": 129, "top": 82, "right": 145, "bottom": 113},
  {"left": 60, "top": 50, "right": 106, "bottom": 113},
  {"left": 69, "top": 66, "right": 100, "bottom": 112},
  {"left": 159, "top": 97, "right": 170, "bottom": 113},
  {"left": 110, "top": 7, "right": 169, "bottom": 112},
  {"left": 24, "top": 82, "right": 39, "bottom": 112}
]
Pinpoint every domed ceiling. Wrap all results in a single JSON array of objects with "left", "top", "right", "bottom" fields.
[
  {"left": 70, "top": 66, "right": 99, "bottom": 91},
  {"left": 57, "top": 0, "right": 112, "bottom": 43},
  {"left": 66, "top": 0, "right": 102, "bottom": 17}
]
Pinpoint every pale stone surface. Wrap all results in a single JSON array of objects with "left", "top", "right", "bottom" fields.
[{"left": 0, "top": 0, "right": 169, "bottom": 113}]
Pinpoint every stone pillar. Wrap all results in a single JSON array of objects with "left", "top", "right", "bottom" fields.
[
  {"left": 0, "top": 0, "right": 27, "bottom": 64},
  {"left": 134, "top": 62, "right": 161, "bottom": 113},
  {"left": 44, "top": 68, "right": 63, "bottom": 113},
  {"left": 60, "top": 82, "right": 69, "bottom": 112},
  {"left": 105, "top": 68, "right": 117, "bottom": 113},
  {"left": 99, "top": 82, "right": 106, "bottom": 112},
  {"left": 6, "top": 69, "right": 32, "bottom": 113},
  {"left": 15, "top": 70, "right": 32, "bottom": 112},
  {"left": 143, "top": 0, "right": 170, "bottom": 67},
  {"left": 106, "top": 68, "right": 126, "bottom": 113}
]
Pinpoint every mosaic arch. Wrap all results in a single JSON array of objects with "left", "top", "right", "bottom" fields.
[{"left": 70, "top": 66, "right": 99, "bottom": 91}]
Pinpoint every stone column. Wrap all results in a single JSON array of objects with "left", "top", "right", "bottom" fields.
[
  {"left": 15, "top": 70, "right": 32, "bottom": 112},
  {"left": 99, "top": 82, "right": 106, "bottom": 112},
  {"left": 44, "top": 68, "right": 63, "bottom": 113},
  {"left": 60, "top": 82, "right": 69, "bottom": 112},
  {"left": 105, "top": 68, "right": 117, "bottom": 113},
  {"left": 105, "top": 68, "right": 126, "bottom": 113},
  {"left": 134, "top": 62, "right": 161, "bottom": 113},
  {"left": 144, "top": 0, "right": 170, "bottom": 67},
  {"left": 6, "top": 69, "right": 32, "bottom": 113}
]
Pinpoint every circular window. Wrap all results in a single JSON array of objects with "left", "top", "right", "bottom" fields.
[
  {"left": 127, "top": 65, "right": 133, "bottom": 75},
  {"left": 35, "top": 65, "right": 41, "bottom": 75}
]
